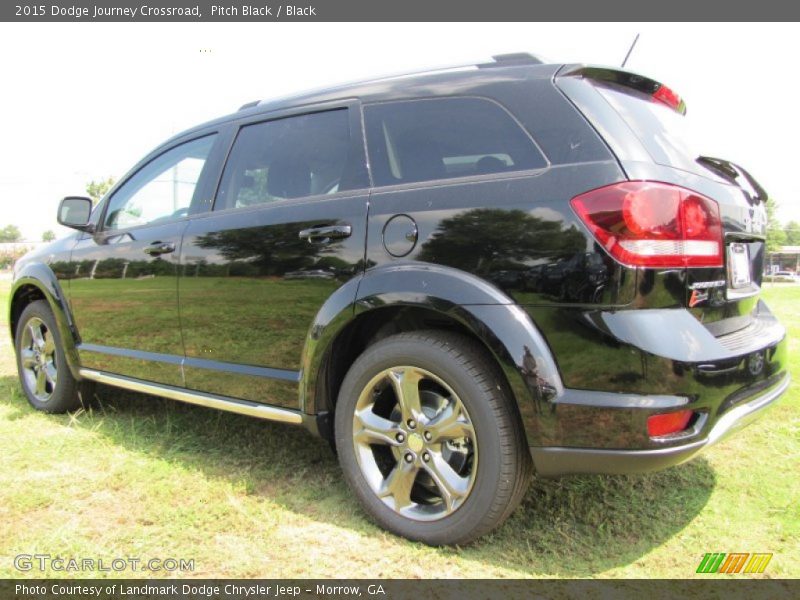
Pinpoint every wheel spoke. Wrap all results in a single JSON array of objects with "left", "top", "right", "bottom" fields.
[
  {"left": 423, "top": 451, "right": 470, "bottom": 511},
  {"left": 44, "top": 362, "right": 57, "bottom": 387},
  {"left": 354, "top": 406, "right": 402, "bottom": 446},
  {"left": 379, "top": 460, "right": 418, "bottom": 511},
  {"left": 21, "top": 349, "right": 37, "bottom": 369},
  {"left": 43, "top": 331, "right": 56, "bottom": 355},
  {"left": 29, "top": 324, "right": 45, "bottom": 351},
  {"left": 388, "top": 367, "right": 424, "bottom": 424},
  {"left": 427, "top": 402, "right": 475, "bottom": 443},
  {"left": 35, "top": 369, "right": 47, "bottom": 396}
]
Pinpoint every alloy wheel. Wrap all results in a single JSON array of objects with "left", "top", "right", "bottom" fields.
[
  {"left": 352, "top": 366, "right": 477, "bottom": 521},
  {"left": 19, "top": 317, "right": 58, "bottom": 402}
]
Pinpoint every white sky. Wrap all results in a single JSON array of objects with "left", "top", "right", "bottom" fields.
[{"left": 1, "top": 22, "right": 798, "bottom": 241}]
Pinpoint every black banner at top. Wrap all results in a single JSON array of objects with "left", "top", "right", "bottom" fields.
[{"left": 3, "top": 0, "right": 800, "bottom": 22}]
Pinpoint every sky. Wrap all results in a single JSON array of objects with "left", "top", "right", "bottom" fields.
[{"left": 1, "top": 22, "right": 799, "bottom": 241}]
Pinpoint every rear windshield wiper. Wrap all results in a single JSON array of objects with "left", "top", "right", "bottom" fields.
[{"left": 697, "top": 156, "right": 768, "bottom": 205}]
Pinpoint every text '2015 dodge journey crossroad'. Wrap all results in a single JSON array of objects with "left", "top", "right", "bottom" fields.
[{"left": 11, "top": 54, "right": 789, "bottom": 544}]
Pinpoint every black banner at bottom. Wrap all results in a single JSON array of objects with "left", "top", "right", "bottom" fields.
[{"left": 2, "top": 579, "right": 799, "bottom": 600}]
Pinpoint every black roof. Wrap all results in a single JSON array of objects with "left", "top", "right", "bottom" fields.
[{"left": 168, "top": 54, "right": 562, "bottom": 145}]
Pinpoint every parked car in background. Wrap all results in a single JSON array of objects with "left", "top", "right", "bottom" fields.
[
  {"left": 10, "top": 54, "right": 788, "bottom": 545},
  {"left": 764, "top": 270, "right": 799, "bottom": 283},
  {"left": 548, "top": 252, "right": 609, "bottom": 302}
]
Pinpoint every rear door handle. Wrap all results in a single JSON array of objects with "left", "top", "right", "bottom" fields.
[
  {"left": 144, "top": 241, "right": 176, "bottom": 256},
  {"left": 298, "top": 224, "right": 352, "bottom": 243}
]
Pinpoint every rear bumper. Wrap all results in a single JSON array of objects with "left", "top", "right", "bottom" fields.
[{"left": 531, "top": 371, "right": 789, "bottom": 477}]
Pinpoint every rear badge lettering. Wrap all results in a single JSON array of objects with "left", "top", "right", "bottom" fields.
[
  {"left": 689, "top": 280, "right": 726, "bottom": 290},
  {"left": 689, "top": 280, "right": 726, "bottom": 306}
]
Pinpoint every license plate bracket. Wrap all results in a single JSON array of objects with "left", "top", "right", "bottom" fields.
[{"left": 728, "top": 242, "right": 751, "bottom": 288}]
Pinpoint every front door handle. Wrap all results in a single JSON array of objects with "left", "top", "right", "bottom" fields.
[
  {"left": 298, "top": 224, "right": 352, "bottom": 243},
  {"left": 144, "top": 241, "right": 176, "bottom": 256}
]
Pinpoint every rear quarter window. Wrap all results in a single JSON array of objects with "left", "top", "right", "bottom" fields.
[{"left": 364, "top": 97, "right": 547, "bottom": 187}]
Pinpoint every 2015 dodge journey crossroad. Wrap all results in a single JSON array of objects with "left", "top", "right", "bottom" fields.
[{"left": 10, "top": 53, "right": 789, "bottom": 545}]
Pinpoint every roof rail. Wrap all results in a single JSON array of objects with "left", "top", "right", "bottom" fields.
[
  {"left": 236, "top": 54, "right": 544, "bottom": 110},
  {"left": 478, "top": 53, "right": 544, "bottom": 68}
]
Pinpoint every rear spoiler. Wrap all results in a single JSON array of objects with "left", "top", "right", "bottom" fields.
[{"left": 559, "top": 65, "right": 687, "bottom": 115}]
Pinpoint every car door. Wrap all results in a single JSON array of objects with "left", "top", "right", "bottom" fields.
[
  {"left": 67, "top": 133, "right": 221, "bottom": 386},
  {"left": 178, "top": 103, "right": 370, "bottom": 408}
]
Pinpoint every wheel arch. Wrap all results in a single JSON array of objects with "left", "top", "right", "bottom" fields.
[
  {"left": 301, "top": 263, "right": 564, "bottom": 447},
  {"left": 9, "top": 264, "right": 82, "bottom": 380}
]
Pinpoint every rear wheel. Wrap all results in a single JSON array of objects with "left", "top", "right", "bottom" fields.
[
  {"left": 15, "top": 300, "right": 82, "bottom": 413},
  {"left": 334, "top": 330, "right": 531, "bottom": 545}
]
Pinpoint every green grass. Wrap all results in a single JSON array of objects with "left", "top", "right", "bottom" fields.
[
  {"left": 0, "top": 277, "right": 797, "bottom": 578},
  {"left": 67, "top": 276, "right": 336, "bottom": 369}
]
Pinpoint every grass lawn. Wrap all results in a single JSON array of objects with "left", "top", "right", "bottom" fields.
[{"left": 0, "top": 277, "right": 797, "bottom": 578}]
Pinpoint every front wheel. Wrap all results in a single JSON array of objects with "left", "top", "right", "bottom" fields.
[
  {"left": 334, "top": 331, "right": 531, "bottom": 545},
  {"left": 15, "top": 300, "right": 82, "bottom": 413}
]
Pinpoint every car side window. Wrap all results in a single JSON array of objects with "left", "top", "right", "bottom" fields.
[
  {"left": 215, "top": 109, "right": 352, "bottom": 210},
  {"left": 364, "top": 97, "right": 547, "bottom": 187},
  {"left": 103, "top": 135, "right": 217, "bottom": 231}
]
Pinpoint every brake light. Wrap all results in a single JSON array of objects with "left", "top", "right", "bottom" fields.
[
  {"left": 652, "top": 84, "right": 686, "bottom": 115},
  {"left": 570, "top": 181, "right": 723, "bottom": 268},
  {"left": 647, "top": 410, "right": 693, "bottom": 437}
]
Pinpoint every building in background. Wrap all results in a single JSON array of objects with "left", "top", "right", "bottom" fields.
[{"left": 767, "top": 245, "right": 800, "bottom": 274}]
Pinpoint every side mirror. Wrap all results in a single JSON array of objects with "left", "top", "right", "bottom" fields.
[{"left": 57, "top": 197, "right": 94, "bottom": 232}]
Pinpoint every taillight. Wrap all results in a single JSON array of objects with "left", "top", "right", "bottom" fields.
[
  {"left": 647, "top": 410, "right": 694, "bottom": 437},
  {"left": 570, "top": 181, "right": 723, "bottom": 268},
  {"left": 652, "top": 84, "right": 687, "bottom": 115}
]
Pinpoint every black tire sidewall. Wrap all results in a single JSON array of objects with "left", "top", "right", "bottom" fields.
[{"left": 335, "top": 334, "right": 511, "bottom": 545}]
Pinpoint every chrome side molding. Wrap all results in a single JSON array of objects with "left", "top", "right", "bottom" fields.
[{"left": 79, "top": 369, "right": 304, "bottom": 425}]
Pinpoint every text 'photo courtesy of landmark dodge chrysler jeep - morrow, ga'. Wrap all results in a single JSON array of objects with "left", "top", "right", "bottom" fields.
[{"left": 10, "top": 53, "right": 789, "bottom": 545}]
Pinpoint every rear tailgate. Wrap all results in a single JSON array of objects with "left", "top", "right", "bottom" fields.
[{"left": 556, "top": 66, "right": 771, "bottom": 336}]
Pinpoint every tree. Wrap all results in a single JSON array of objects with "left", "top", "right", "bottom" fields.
[
  {"left": 784, "top": 220, "right": 800, "bottom": 246},
  {"left": 765, "top": 198, "right": 786, "bottom": 254},
  {"left": 42, "top": 230, "right": 56, "bottom": 242},
  {"left": 195, "top": 222, "right": 329, "bottom": 276},
  {"left": 418, "top": 208, "right": 586, "bottom": 273},
  {"left": 85, "top": 176, "right": 116, "bottom": 206},
  {"left": 0, "top": 224, "right": 22, "bottom": 242}
]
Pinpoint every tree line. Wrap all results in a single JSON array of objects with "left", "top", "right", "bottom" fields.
[
  {"left": 0, "top": 177, "right": 115, "bottom": 244},
  {"left": 1, "top": 181, "right": 798, "bottom": 252}
]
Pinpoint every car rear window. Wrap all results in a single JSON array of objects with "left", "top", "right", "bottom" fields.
[
  {"left": 592, "top": 82, "right": 707, "bottom": 177},
  {"left": 364, "top": 97, "right": 547, "bottom": 187}
]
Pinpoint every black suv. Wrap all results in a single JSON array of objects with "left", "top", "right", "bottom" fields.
[{"left": 10, "top": 54, "right": 789, "bottom": 545}]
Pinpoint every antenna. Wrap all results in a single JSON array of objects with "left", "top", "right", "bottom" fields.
[{"left": 621, "top": 33, "right": 640, "bottom": 69}]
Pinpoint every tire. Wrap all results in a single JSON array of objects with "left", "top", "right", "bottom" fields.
[
  {"left": 334, "top": 330, "right": 531, "bottom": 545},
  {"left": 15, "top": 300, "right": 83, "bottom": 413}
]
